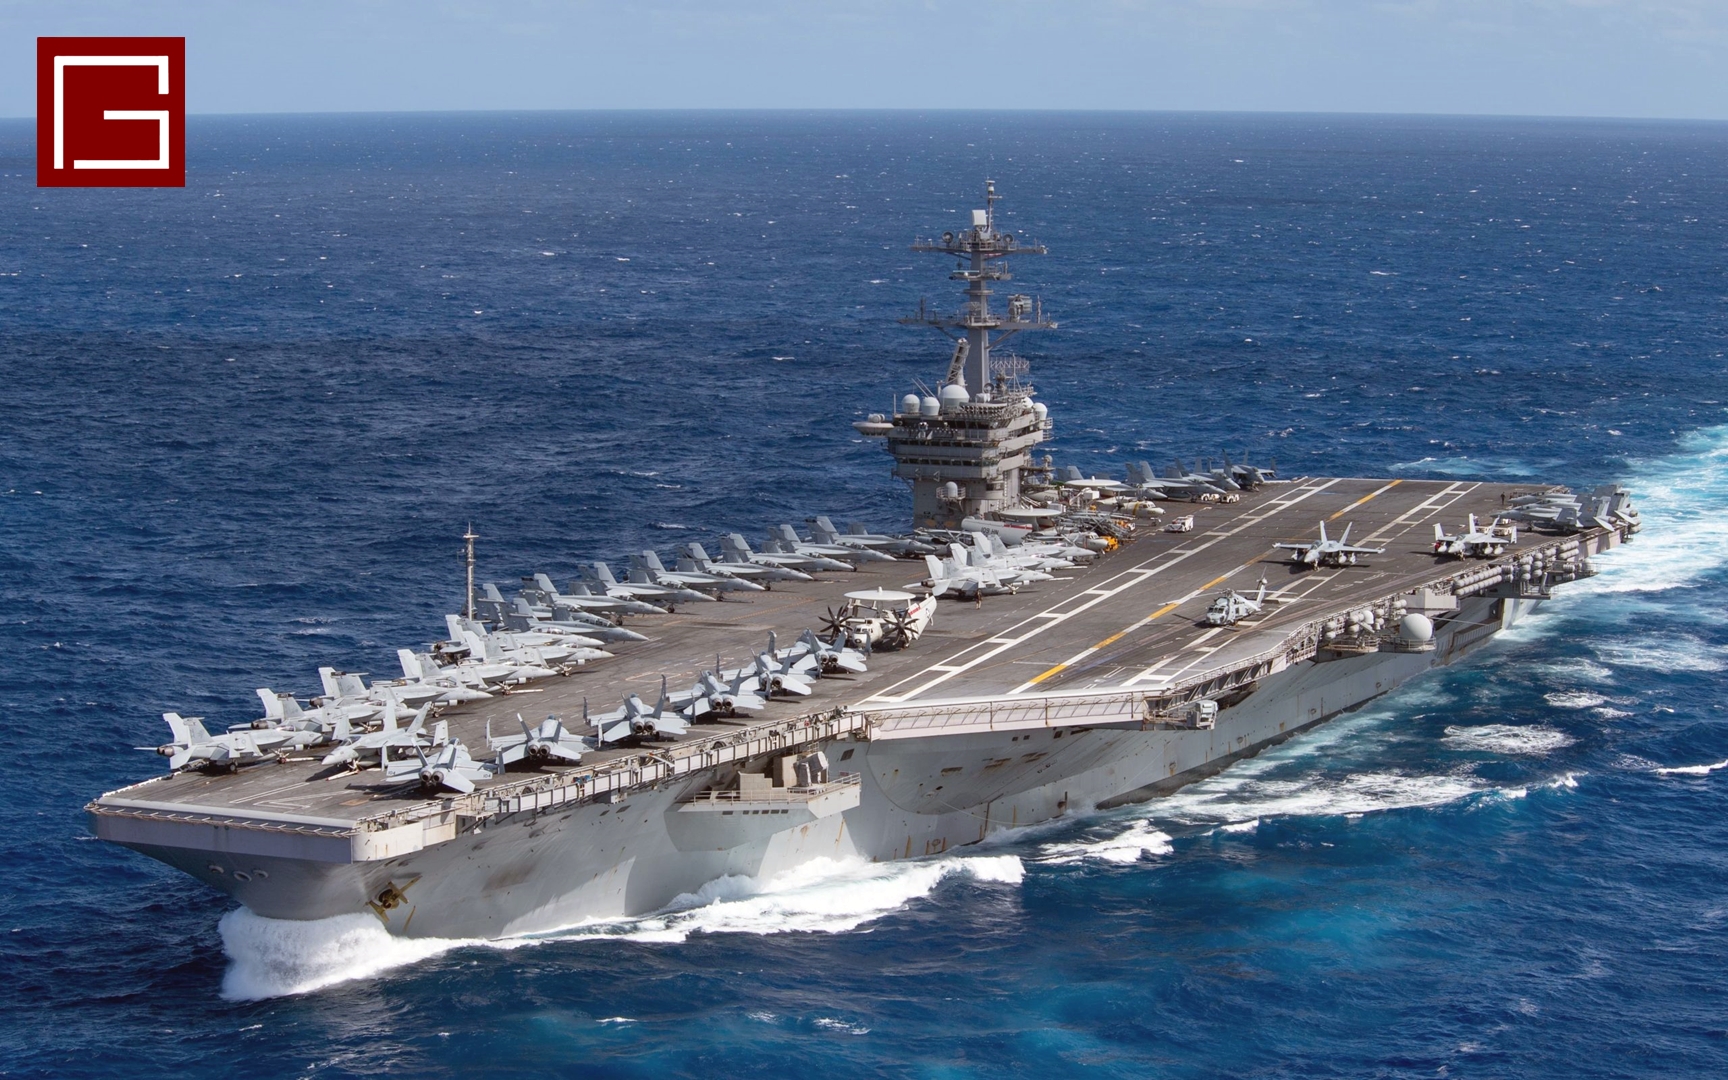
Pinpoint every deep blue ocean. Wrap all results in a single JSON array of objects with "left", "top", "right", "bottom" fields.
[{"left": 3, "top": 111, "right": 1727, "bottom": 1078}]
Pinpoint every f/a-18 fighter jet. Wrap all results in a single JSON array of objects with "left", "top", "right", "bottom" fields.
[
  {"left": 914, "top": 550, "right": 1017, "bottom": 600},
  {"left": 384, "top": 739, "right": 497, "bottom": 794},
  {"left": 628, "top": 550, "right": 765, "bottom": 594},
  {"left": 488, "top": 713, "right": 587, "bottom": 768},
  {"left": 321, "top": 702, "right": 436, "bottom": 767},
  {"left": 579, "top": 562, "right": 715, "bottom": 608},
  {"left": 770, "top": 524, "right": 896, "bottom": 564},
  {"left": 807, "top": 516, "right": 937, "bottom": 558},
  {"left": 1432, "top": 515, "right": 1518, "bottom": 559},
  {"left": 510, "top": 576, "right": 668, "bottom": 619},
  {"left": 589, "top": 679, "right": 690, "bottom": 744},
  {"left": 1275, "top": 521, "right": 1386, "bottom": 568},
  {"left": 677, "top": 542, "right": 813, "bottom": 586},
  {"left": 490, "top": 595, "right": 650, "bottom": 645},
  {"left": 141, "top": 712, "right": 322, "bottom": 772},
  {"left": 1123, "top": 461, "right": 1228, "bottom": 502},
  {"left": 722, "top": 532, "right": 852, "bottom": 573},
  {"left": 251, "top": 686, "right": 379, "bottom": 735},
  {"left": 673, "top": 669, "right": 769, "bottom": 719},
  {"left": 784, "top": 628, "right": 870, "bottom": 675}
]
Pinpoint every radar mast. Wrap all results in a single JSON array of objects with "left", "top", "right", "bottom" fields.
[{"left": 856, "top": 182, "right": 1056, "bottom": 529}]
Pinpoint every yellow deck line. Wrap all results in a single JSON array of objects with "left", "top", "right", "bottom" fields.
[
  {"left": 1329, "top": 478, "right": 1402, "bottom": 520},
  {"left": 1023, "top": 600, "right": 1185, "bottom": 686}
]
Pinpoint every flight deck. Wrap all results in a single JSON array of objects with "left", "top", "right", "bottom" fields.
[{"left": 94, "top": 474, "right": 1590, "bottom": 831}]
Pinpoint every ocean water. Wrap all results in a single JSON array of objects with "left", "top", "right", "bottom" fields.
[{"left": 2, "top": 111, "right": 1727, "bottom": 1078}]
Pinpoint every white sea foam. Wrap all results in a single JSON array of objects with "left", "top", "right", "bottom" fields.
[
  {"left": 219, "top": 909, "right": 489, "bottom": 1001},
  {"left": 1591, "top": 638, "right": 1728, "bottom": 674},
  {"left": 1561, "top": 423, "right": 1728, "bottom": 597},
  {"left": 1443, "top": 724, "right": 1575, "bottom": 755},
  {"left": 1040, "top": 821, "right": 1174, "bottom": 864},
  {"left": 220, "top": 853, "right": 1023, "bottom": 999},
  {"left": 552, "top": 855, "right": 1024, "bottom": 944},
  {"left": 1542, "top": 691, "right": 1608, "bottom": 709},
  {"left": 1157, "top": 770, "right": 1483, "bottom": 825},
  {"left": 1655, "top": 759, "right": 1728, "bottom": 777}
]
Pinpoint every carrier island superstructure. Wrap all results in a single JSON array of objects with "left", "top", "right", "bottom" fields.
[{"left": 88, "top": 185, "right": 1640, "bottom": 940}]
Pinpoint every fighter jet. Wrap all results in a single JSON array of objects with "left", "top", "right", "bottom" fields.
[
  {"left": 142, "top": 712, "right": 321, "bottom": 772},
  {"left": 974, "top": 532, "right": 1081, "bottom": 572},
  {"left": 628, "top": 550, "right": 765, "bottom": 594},
  {"left": 384, "top": 739, "right": 497, "bottom": 794},
  {"left": 590, "top": 679, "right": 690, "bottom": 744},
  {"left": 770, "top": 524, "right": 896, "bottom": 564},
  {"left": 808, "top": 516, "right": 938, "bottom": 557},
  {"left": 1203, "top": 578, "right": 1271, "bottom": 627},
  {"left": 511, "top": 576, "right": 669, "bottom": 618},
  {"left": 915, "top": 550, "right": 1017, "bottom": 600},
  {"left": 1274, "top": 521, "right": 1386, "bottom": 568},
  {"left": 1432, "top": 515, "right": 1518, "bottom": 559},
  {"left": 492, "top": 596, "right": 650, "bottom": 644},
  {"left": 1504, "top": 486, "right": 1640, "bottom": 535},
  {"left": 321, "top": 702, "right": 435, "bottom": 767},
  {"left": 743, "top": 652, "right": 818, "bottom": 697},
  {"left": 1123, "top": 461, "right": 1227, "bottom": 501},
  {"left": 488, "top": 713, "right": 586, "bottom": 768},
  {"left": 251, "top": 686, "right": 378, "bottom": 735},
  {"left": 763, "top": 628, "right": 871, "bottom": 678},
  {"left": 1221, "top": 452, "right": 1278, "bottom": 489},
  {"left": 579, "top": 562, "right": 715, "bottom": 607},
  {"left": 721, "top": 532, "right": 852, "bottom": 573},
  {"left": 678, "top": 542, "right": 813, "bottom": 586},
  {"left": 668, "top": 669, "right": 768, "bottom": 719}
]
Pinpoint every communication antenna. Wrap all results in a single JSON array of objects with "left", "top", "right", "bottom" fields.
[{"left": 462, "top": 524, "right": 479, "bottom": 620}]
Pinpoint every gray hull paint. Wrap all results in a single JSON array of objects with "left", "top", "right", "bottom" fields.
[{"left": 113, "top": 595, "right": 1524, "bottom": 939}]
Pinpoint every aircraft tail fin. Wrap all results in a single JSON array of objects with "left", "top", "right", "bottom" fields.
[
  {"left": 482, "top": 582, "right": 507, "bottom": 603},
  {"left": 445, "top": 613, "right": 466, "bottom": 643},
  {"left": 1434, "top": 523, "right": 1445, "bottom": 542},
  {"left": 777, "top": 524, "right": 802, "bottom": 545},
  {"left": 166, "top": 713, "right": 212, "bottom": 745},
  {"left": 318, "top": 667, "right": 341, "bottom": 699},
  {"left": 640, "top": 550, "right": 668, "bottom": 572},
  {"left": 810, "top": 518, "right": 839, "bottom": 544},
  {"left": 336, "top": 672, "right": 368, "bottom": 698},
  {"left": 1318, "top": 520, "right": 1330, "bottom": 545},
  {"left": 589, "top": 562, "right": 619, "bottom": 586},
  {"left": 1339, "top": 522, "right": 1351, "bottom": 545},
  {"left": 399, "top": 648, "right": 423, "bottom": 680},
  {"left": 925, "top": 554, "right": 946, "bottom": 582},
  {"left": 256, "top": 688, "right": 284, "bottom": 721}
]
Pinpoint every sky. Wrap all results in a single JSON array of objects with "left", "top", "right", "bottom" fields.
[{"left": 2, "top": 0, "right": 1726, "bottom": 120}]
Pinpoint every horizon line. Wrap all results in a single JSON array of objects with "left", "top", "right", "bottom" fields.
[{"left": 1, "top": 106, "right": 1727, "bottom": 125}]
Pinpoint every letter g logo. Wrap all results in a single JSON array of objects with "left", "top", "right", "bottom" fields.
[{"left": 37, "top": 37, "right": 186, "bottom": 188}]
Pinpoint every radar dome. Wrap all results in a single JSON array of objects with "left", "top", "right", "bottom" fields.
[
  {"left": 919, "top": 396, "right": 941, "bottom": 418},
  {"left": 1398, "top": 613, "right": 1434, "bottom": 644},
  {"left": 900, "top": 393, "right": 920, "bottom": 415},
  {"left": 1032, "top": 402, "right": 1049, "bottom": 422},
  {"left": 939, "top": 383, "right": 971, "bottom": 410}
]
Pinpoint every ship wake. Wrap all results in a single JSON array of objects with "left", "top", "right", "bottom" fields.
[{"left": 218, "top": 853, "right": 1024, "bottom": 1000}]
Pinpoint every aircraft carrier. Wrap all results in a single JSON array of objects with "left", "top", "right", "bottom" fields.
[{"left": 88, "top": 184, "right": 1640, "bottom": 940}]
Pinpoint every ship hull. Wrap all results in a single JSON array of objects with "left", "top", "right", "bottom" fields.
[{"left": 108, "top": 594, "right": 1528, "bottom": 939}]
